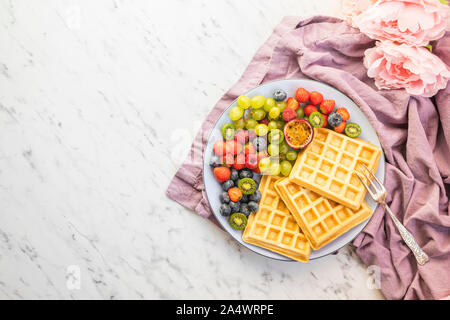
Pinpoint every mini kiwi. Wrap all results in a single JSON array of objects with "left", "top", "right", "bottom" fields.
[
  {"left": 221, "top": 123, "right": 235, "bottom": 140},
  {"left": 238, "top": 178, "right": 257, "bottom": 195},
  {"left": 308, "top": 112, "right": 325, "bottom": 128},
  {"left": 344, "top": 123, "right": 361, "bottom": 138},
  {"left": 229, "top": 212, "right": 248, "bottom": 230}
]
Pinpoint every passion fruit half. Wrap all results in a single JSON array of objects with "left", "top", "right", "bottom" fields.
[{"left": 283, "top": 119, "right": 314, "bottom": 150}]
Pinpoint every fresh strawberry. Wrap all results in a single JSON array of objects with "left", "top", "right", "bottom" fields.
[
  {"left": 304, "top": 105, "right": 318, "bottom": 117},
  {"left": 286, "top": 97, "right": 299, "bottom": 111},
  {"left": 228, "top": 187, "right": 243, "bottom": 202},
  {"left": 319, "top": 100, "right": 335, "bottom": 114},
  {"left": 336, "top": 108, "right": 350, "bottom": 121},
  {"left": 245, "top": 153, "right": 258, "bottom": 170},
  {"left": 244, "top": 143, "right": 256, "bottom": 155},
  {"left": 322, "top": 114, "right": 328, "bottom": 128},
  {"left": 334, "top": 121, "right": 346, "bottom": 133},
  {"left": 282, "top": 107, "right": 297, "bottom": 122},
  {"left": 309, "top": 91, "right": 323, "bottom": 105},
  {"left": 221, "top": 153, "right": 235, "bottom": 167},
  {"left": 233, "top": 154, "right": 246, "bottom": 170},
  {"left": 213, "top": 140, "right": 226, "bottom": 156},
  {"left": 295, "top": 88, "right": 310, "bottom": 103},
  {"left": 226, "top": 140, "right": 243, "bottom": 155},
  {"left": 234, "top": 130, "right": 248, "bottom": 145},
  {"left": 213, "top": 167, "right": 230, "bottom": 182}
]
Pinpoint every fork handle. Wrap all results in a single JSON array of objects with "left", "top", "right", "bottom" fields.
[{"left": 384, "top": 204, "right": 429, "bottom": 265}]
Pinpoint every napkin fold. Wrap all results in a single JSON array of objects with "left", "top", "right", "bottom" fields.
[{"left": 166, "top": 16, "right": 450, "bottom": 300}]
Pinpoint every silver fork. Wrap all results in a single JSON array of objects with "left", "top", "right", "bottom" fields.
[{"left": 355, "top": 164, "right": 429, "bottom": 265}]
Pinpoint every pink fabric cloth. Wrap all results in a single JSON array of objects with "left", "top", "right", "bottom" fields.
[{"left": 166, "top": 16, "right": 450, "bottom": 300}]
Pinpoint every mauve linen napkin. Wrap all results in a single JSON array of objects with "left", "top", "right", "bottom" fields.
[{"left": 166, "top": 16, "right": 450, "bottom": 300}]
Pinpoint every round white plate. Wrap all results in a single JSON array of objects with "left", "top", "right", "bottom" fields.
[{"left": 203, "top": 79, "right": 385, "bottom": 261}]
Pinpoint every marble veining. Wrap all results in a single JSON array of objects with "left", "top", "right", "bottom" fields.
[{"left": 0, "top": 0, "right": 383, "bottom": 299}]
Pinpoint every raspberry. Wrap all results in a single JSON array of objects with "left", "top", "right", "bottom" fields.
[{"left": 282, "top": 107, "right": 297, "bottom": 122}]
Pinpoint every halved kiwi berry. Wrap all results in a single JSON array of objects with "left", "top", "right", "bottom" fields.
[
  {"left": 308, "top": 112, "right": 325, "bottom": 128},
  {"left": 238, "top": 178, "right": 256, "bottom": 195},
  {"left": 344, "top": 123, "right": 361, "bottom": 138},
  {"left": 221, "top": 123, "right": 235, "bottom": 140},
  {"left": 229, "top": 212, "right": 248, "bottom": 230}
]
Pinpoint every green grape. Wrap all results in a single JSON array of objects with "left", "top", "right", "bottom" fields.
[
  {"left": 276, "top": 120, "right": 285, "bottom": 130},
  {"left": 268, "top": 121, "right": 278, "bottom": 131},
  {"left": 230, "top": 106, "right": 244, "bottom": 121},
  {"left": 280, "top": 160, "right": 293, "bottom": 176},
  {"left": 296, "top": 107, "right": 305, "bottom": 119},
  {"left": 268, "top": 129, "right": 284, "bottom": 143},
  {"left": 245, "top": 118, "right": 258, "bottom": 130},
  {"left": 233, "top": 118, "right": 245, "bottom": 130},
  {"left": 237, "top": 95, "right": 251, "bottom": 109},
  {"left": 279, "top": 142, "right": 289, "bottom": 155},
  {"left": 259, "top": 157, "right": 271, "bottom": 173},
  {"left": 263, "top": 97, "right": 276, "bottom": 112},
  {"left": 286, "top": 150, "right": 298, "bottom": 161},
  {"left": 268, "top": 107, "right": 281, "bottom": 119},
  {"left": 255, "top": 123, "right": 269, "bottom": 136},
  {"left": 252, "top": 109, "right": 266, "bottom": 121},
  {"left": 267, "top": 143, "right": 279, "bottom": 156},
  {"left": 276, "top": 101, "right": 287, "bottom": 112},
  {"left": 251, "top": 95, "right": 266, "bottom": 109},
  {"left": 269, "top": 161, "right": 281, "bottom": 176}
]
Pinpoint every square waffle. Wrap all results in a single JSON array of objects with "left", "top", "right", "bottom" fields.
[
  {"left": 289, "top": 128, "right": 381, "bottom": 210},
  {"left": 242, "top": 175, "right": 311, "bottom": 262},
  {"left": 275, "top": 178, "right": 373, "bottom": 250}
]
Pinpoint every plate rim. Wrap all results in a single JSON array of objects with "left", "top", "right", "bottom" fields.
[{"left": 202, "top": 78, "right": 386, "bottom": 262}]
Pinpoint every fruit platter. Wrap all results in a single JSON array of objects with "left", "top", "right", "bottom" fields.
[{"left": 203, "top": 79, "right": 385, "bottom": 262}]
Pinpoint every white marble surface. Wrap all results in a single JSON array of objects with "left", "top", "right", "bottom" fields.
[{"left": 0, "top": 0, "right": 384, "bottom": 299}]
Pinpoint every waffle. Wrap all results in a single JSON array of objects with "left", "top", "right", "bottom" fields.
[
  {"left": 275, "top": 178, "right": 373, "bottom": 250},
  {"left": 242, "top": 175, "right": 311, "bottom": 262},
  {"left": 289, "top": 128, "right": 381, "bottom": 210}
]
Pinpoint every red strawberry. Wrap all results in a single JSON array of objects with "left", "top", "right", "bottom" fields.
[
  {"left": 213, "top": 167, "right": 231, "bottom": 182},
  {"left": 334, "top": 121, "right": 346, "bottom": 133},
  {"left": 213, "top": 140, "right": 226, "bottom": 156},
  {"left": 228, "top": 187, "right": 243, "bottom": 202},
  {"left": 244, "top": 143, "right": 256, "bottom": 155},
  {"left": 304, "top": 105, "right": 318, "bottom": 117},
  {"left": 282, "top": 108, "right": 297, "bottom": 122},
  {"left": 295, "top": 88, "right": 310, "bottom": 103},
  {"left": 336, "top": 108, "right": 350, "bottom": 121},
  {"left": 286, "top": 97, "right": 299, "bottom": 111},
  {"left": 234, "top": 130, "right": 248, "bottom": 145},
  {"left": 233, "top": 154, "right": 246, "bottom": 170},
  {"left": 226, "top": 140, "right": 243, "bottom": 155},
  {"left": 322, "top": 114, "right": 328, "bottom": 128},
  {"left": 245, "top": 153, "right": 258, "bottom": 170},
  {"left": 319, "top": 100, "right": 335, "bottom": 114},
  {"left": 309, "top": 91, "right": 323, "bottom": 105}
]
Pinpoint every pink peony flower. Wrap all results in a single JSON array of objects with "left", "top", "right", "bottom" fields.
[
  {"left": 354, "top": 0, "right": 450, "bottom": 46},
  {"left": 364, "top": 41, "right": 450, "bottom": 97},
  {"left": 342, "top": 0, "right": 377, "bottom": 26}
]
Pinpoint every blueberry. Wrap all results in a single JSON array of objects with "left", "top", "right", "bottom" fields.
[
  {"left": 222, "top": 180, "right": 234, "bottom": 191},
  {"left": 220, "top": 203, "right": 231, "bottom": 216},
  {"left": 240, "top": 203, "right": 250, "bottom": 216},
  {"left": 249, "top": 190, "right": 261, "bottom": 202},
  {"left": 248, "top": 201, "right": 259, "bottom": 213},
  {"left": 209, "top": 155, "right": 222, "bottom": 167},
  {"left": 230, "top": 169, "right": 239, "bottom": 182},
  {"left": 220, "top": 191, "right": 230, "bottom": 203},
  {"left": 239, "top": 169, "right": 253, "bottom": 179},
  {"left": 273, "top": 89, "right": 287, "bottom": 101},
  {"left": 229, "top": 201, "right": 240, "bottom": 213},
  {"left": 241, "top": 194, "right": 249, "bottom": 203},
  {"left": 328, "top": 112, "right": 343, "bottom": 128},
  {"left": 253, "top": 137, "right": 267, "bottom": 152}
]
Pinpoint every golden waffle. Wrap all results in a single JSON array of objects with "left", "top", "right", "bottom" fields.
[
  {"left": 275, "top": 178, "right": 373, "bottom": 250},
  {"left": 289, "top": 128, "right": 381, "bottom": 210},
  {"left": 242, "top": 175, "right": 311, "bottom": 262}
]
